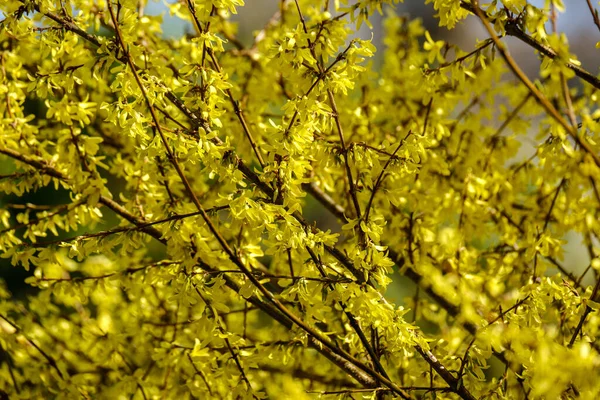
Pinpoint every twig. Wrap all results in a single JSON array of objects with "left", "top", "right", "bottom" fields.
[
  {"left": 294, "top": 0, "right": 362, "bottom": 223},
  {"left": 568, "top": 276, "right": 600, "bottom": 347},
  {"left": 460, "top": 1, "right": 600, "bottom": 90},
  {"left": 0, "top": 314, "right": 65, "bottom": 380},
  {"left": 585, "top": 0, "right": 600, "bottom": 33},
  {"left": 185, "top": 0, "right": 265, "bottom": 169},
  {"left": 471, "top": 0, "right": 600, "bottom": 175},
  {"left": 364, "top": 131, "right": 412, "bottom": 222}
]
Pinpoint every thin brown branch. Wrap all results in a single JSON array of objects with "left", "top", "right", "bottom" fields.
[
  {"left": 21, "top": 207, "right": 227, "bottom": 248},
  {"left": 185, "top": 0, "right": 265, "bottom": 168},
  {"left": 294, "top": 0, "right": 362, "bottom": 223},
  {"left": 0, "top": 314, "right": 65, "bottom": 380},
  {"left": 470, "top": 1, "right": 600, "bottom": 170},
  {"left": 568, "top": 275, "right": 600, "bottom": 347},
  {"left": 186, "top": 353, "right": 214, "bottom": 396},
  {"left": 364, "top": 131, "right": 411, "bottom": 222},
  {"left": 585, "top": 0, "right": 600, "bottom": 33},
  {"left": 460, "top": 1, "right": 600, "bottom": 90},
  {"left": 305, "top": 247, "right": 392, "bottom": 383},
  {"left": 0, "top": 147, "right": 68, "bottom": 181}
]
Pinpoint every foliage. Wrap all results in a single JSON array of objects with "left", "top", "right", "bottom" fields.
[{"left": 0, "top": 0, "right": 600, "bottom": 398}]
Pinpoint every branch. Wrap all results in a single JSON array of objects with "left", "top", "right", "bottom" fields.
[
  {"left": 20, "top": 207, "right": 228, "bottom": 248},
  {"left": 364, "top": 131, "right": 412, "bottom": 222},
  {"left": 305, "top": 247, "right": 392, "bottom": 383},
  {"left": 460, "top": 1, "right": 600, "bottom": 90},
  {"left": 192, "top": 284, "right": 257, "bottom": 397},
  {"left": 0, "top": 147, "right": 68, "bottom": 181},
  {"left": 568, "top": 275, "right": 600, "bottom": 347},
  {"left": 585, "top": 0, "right": 600, "bottom": 33},
  {"left": 185, "top": 0, "right": 265, "bottom": 168},
  {"left": 294, "top": 0, "right": 362, "bottom": 224},
  {"left": 470, "top": 0, "right": 600, "bottom": 178},
  {"left": 0, "top": 314, "right": 65, "bottom": 380}
]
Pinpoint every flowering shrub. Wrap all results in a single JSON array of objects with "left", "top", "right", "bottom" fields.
[{"left": 1, "top": 0, "right": 599, "bottom": 398}]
